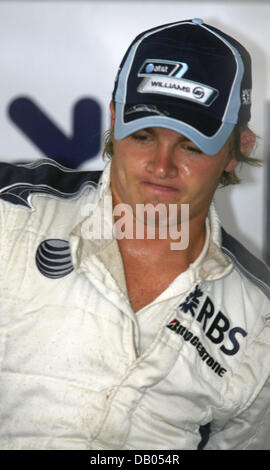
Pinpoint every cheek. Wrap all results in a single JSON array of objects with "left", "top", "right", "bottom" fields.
[
  {"left": 112, "top": 142, "right": 131, "bottom": 178},
  {"left": 113, "top": 140, "right": 146, "bottom": 170},
  {"left": 178, "top": 161, "right": 192, "bottom": 177},
  {"left": 111, "top": 142, "right": 144, "bottom": 197},
  {"left": 178, "top": 158, "right": 224, "bottom": 192},
  {"left": 179, "top": 159, "right": 214, "bottom": 180}
]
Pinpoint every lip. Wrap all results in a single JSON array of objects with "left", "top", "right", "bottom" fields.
[{"left": 141, "top": 181, "right": 179, "bottom": 194}]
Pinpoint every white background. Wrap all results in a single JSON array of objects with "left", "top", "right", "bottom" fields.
[{"left": 0, "top": 0, "right": 269, "bottom": 260}]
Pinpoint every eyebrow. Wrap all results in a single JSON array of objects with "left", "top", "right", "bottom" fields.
[{"left": 136, "top": 128, "right": 193, "bottom": 143}]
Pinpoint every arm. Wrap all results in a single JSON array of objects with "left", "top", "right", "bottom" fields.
[{"left": 205, "top": 370, "right": 270, "bottom": 450}]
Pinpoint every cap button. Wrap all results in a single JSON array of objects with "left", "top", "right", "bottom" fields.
[{"left": 192, "top": 18, "right": 204, "bottom": 25}]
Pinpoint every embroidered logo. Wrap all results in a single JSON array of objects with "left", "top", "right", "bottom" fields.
[
  {"left": 36, "top": 239, "right": 74, "bottom": 279},
  {"left": 242, "top": 89, "right": 251, "bottom": 105},
  {"left": 125, "top": 104, "right": 169, "bottom": 117},
  {"left": 167, "top": 285, "right": 248, "bottom": 358},
  {"left": 137, "top": 59, "right": 219, "bottom": 106},
  {"left": 166, "top": 317, "right": 227, "bottom": 378},
  {"left": 179, "top": 284, "right": 203, "bottom": 317}
]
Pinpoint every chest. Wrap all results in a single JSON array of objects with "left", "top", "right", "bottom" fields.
[
  {"left": 123, "top": 259, "right": 184, "bottom": 312},
  {"left": 126, "top": 274, "right": 167, "bottom": 312}
]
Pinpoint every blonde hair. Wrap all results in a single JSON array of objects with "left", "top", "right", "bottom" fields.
[{"left": 219, "top": 125, "right": 261, "bottom": 186}]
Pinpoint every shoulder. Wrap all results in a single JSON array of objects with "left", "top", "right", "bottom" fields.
[
  {"left": 0, "top": 159, "right": 103, "bottom": 209},
  {"left": 221, "top": 227, "right": 270, "bottom": 301}
]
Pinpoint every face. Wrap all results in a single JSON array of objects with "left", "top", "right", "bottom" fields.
[{"left": 110, "top": 124, "right": 237, "bottom": 229}]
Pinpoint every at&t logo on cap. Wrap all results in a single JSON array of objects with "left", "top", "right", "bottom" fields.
[
  {"left": 138, "top": 59, "right": 187, "bottom": 78},
  {"left": 138, "top": 58, "right": 218, "bottom": 106}
]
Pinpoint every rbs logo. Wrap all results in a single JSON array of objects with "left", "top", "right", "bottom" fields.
[
  {"left": 195, "top": 296, "right": 247, "bottom": 356},
  {"left": 177, "top": 285, "right": 247, "bottom": 356}
]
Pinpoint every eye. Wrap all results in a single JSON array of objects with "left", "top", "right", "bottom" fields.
[
  {"left": 130, "top": 131, "right": 152, "bottom": 142},
  {"left": 181, "top": 143, "right": 203, "bottom": 154}
]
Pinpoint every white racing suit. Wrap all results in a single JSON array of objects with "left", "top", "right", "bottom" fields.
[{"left": 0, "top": 159, "right": 269, "bottom": 450}]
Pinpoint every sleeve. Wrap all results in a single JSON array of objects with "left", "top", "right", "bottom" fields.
[{"left": 205, "top": 373, "right": 270, "bottom": 450}]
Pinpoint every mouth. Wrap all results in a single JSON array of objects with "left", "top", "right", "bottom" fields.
[{"left": 141, "top": 181, "right": 179, "bottom": 194}]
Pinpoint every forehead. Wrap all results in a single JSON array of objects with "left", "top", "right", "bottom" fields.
[{"left": 130, "top": 126, "right": 195, "bottom": 141}]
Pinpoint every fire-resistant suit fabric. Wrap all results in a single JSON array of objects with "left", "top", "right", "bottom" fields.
[{"left": 0, "top": 159, "right": 269, "bottom": 450}]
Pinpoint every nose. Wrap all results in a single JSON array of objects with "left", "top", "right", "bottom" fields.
[{"left": 146, "top": 142, "right": 178, "bottom": 178}]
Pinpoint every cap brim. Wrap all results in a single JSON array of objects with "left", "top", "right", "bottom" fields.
[{"left": 114, "top": 101, "right": 235, "bottom": 156}]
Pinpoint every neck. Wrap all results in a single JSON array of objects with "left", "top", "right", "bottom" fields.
[{"left": 115, "top": 208, "right": 208, "bottom": 269}]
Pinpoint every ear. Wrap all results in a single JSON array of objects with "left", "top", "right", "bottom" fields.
[
  {"left": 240, "top": 128, "right": 256, "bottom": 155},
  {"left": 224, "top": 154, "right": 238, "bottom": 173},
  {"left": 224, "top": 127, "right": 256, "bottom": 173},
  {"left": 110, "top": 100, "right": 115, "bottom": 128}
]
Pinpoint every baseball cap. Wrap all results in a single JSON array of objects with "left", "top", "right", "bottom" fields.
[{"left": 112, "top": 18, "right": 252, "bottom": 155}]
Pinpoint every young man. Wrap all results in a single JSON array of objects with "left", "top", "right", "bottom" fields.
[{"left": 0, "top": 19, "right": 269, "bottom": 450}]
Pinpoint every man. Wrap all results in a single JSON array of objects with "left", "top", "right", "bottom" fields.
[{"left": 0, "top": 18, "right": 270, "bottom": 450}]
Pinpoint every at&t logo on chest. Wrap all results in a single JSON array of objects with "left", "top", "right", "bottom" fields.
[{"left": 36, "top": 239, "right": 74, "bottom": 279}]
